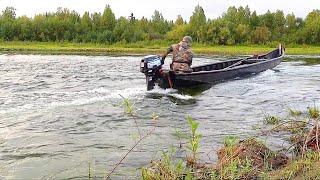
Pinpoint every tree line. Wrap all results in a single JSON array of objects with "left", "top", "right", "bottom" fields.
[{"left": 0, "top": 5, "right": 320, "bottom": 45}]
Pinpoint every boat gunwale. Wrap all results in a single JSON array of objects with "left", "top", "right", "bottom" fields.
[{"left": 174, "top": 50, "right": 284, "bottom": 77}]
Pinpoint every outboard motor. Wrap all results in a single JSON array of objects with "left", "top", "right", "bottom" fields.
[{"left": 140, "top": 55, "right": 164, "bottom": 90}]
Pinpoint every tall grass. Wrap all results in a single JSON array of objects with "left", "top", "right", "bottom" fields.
[{"left": 1, "top": 41, "right": 320, "bottom": 55}]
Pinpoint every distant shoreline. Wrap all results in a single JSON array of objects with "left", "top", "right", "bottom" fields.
[{"left": 1, "top": 41, "right": 320, "bottom": 56}]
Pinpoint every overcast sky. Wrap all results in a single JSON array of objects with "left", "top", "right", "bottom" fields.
[{"left": 0, "top": 0, "right": 319, "bottom": 20}]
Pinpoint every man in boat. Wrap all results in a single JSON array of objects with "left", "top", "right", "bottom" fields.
[{"left": 161, "top": 36, "right": 194, "bottom": 72}]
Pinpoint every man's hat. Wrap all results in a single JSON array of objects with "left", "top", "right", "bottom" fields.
[{"left": 182, "top": 36, "right": 192, "bottom": 44}]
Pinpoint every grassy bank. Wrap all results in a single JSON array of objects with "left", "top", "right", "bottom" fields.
[
  {"left": 1, "top": 41, "right": 320, "bottom": 56},
  {"left": 104, "top": 97, "right": 320, "bottom": 179},
  {"left": 141, "top": 106, "right": 320, "bottom": 180}
]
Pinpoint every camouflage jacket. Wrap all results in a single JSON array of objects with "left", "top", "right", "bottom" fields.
[{"left": 165, "top": 43, "right": 193, "bottom": 71}]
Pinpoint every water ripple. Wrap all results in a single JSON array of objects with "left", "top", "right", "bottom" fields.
[{"left": 0, "top": 54, "right": 319, "bottom": 179}]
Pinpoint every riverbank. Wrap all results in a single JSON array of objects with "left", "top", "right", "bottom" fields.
[
  {"left": 1, "top": 41, "right": 320, "bottom": 56},
  {"left": 142, "top": 107, "right": 320, "bottom": 179}
]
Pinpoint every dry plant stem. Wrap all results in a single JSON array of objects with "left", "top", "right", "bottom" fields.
[
  {"left": 260, "top": 121, "right": 297, "bottom": 136},
  {"left": 132, "top": 115, "right": 142, "bottom": 138},
  {"left": 316, "top": 122, "right": 320, "bottom": 151},
  {"left": 280, "top": 121, "right": 320, "bottom": 154},
  {"left": 119, "top": 95, "right": 142, "bottom": 138},
  {"left": 215, "top": 144, "right": 244, "bottom": 170},
  {"left": 154, "top": 161, "right": 175, "bottom": 179},
  {"left": 260, "top": 120, "right": 311, "bottom": 136},
  {"left": 302, "top": 123, "right": 315, "bottom": 154},
  {"left": 283, "top": 142, "right": 300, "bottom": 154},
  {"left": 106, "top": 125, "right": 156, "bottom": 179}
]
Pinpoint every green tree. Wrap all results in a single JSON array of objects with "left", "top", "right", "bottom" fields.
[
  {"left": 149, "top": 10, "right": 168, "bottom": 39},
  {"left": 32, "top": 14, "right": 46, "bottom": 41},
  {"left": 175, "top": 15, "right": 184, "bottom": 26},
  {"left": 91, "top": 12, "right": 101, "bottom": 32},
  {"left": 206, "top": 19, "right": 221, "bottom": 44},
  {"left": 0, "top": 7, "right": 18, "bottom": 40},
  {"left": 235, "top": 24, "right": 250, "bottom": 44},
  {"left": 98, "top": 5, "right": 116, "bottom": 43},
  {"left": 101, "top": 5, "right": 116, "bottom": 32},
  {"left": 273, "top": 10, "right": 286, "bottom": 40},
  {"left": 78, "top": 12, "right": 92, "bottom": 42},
  {"left": 0, "top": 5, "right": 317, "bottom": 45},
  {"left": 166, "top": 24, "right": 187, "bottom": 41},
  {"left": 239, "top": 6, "right": 251, "bottom": 25},
  {"left": 286, "top": 13, "right": 297, "bottom": 32},
  {"left": 219, "top": 26, "right": 232, "bottom": 45},
  {"left": 302, "top": 10, "right": 320, "bottom": 44},
  {"left": 188, "top": 5, "right": 206, "bottom": 42},
  {"left": 252, "top": 26, "right": 271, "bottom": 44},
  {"left": 113, "top": 16, "right": 130, "bottom": 42},
  {"left": 261, "top": 11, "right": 275, "bottom": 36},
  {"left": 284, "top": 13, "right": 298, "bottom": 43},
  {"left": 220, "top": 6, "right": 252, "bottom": 44},
  {"left": 2, "top": 6, "right": 16, "bottom": 19},
  {"left": 250, "top": 11, "right": 260, "bottom": 29},
  {"left": 166, "top": 15, "right": 187, "bottom": 41},
  {"left": 16, "top": 16, "right": 33, "bottom": 40},
  {"left": 138, "top": 17, "right": 150, "bottom": 34}
]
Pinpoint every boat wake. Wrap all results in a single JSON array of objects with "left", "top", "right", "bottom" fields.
[
  {"left": 146, "top": 86, "right": 196, "bottom": 104},
  {"left": 0, "top": 86, "right": 147, "bottom": 115}
]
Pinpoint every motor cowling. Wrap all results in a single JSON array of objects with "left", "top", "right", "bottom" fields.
[
  {"left": 140, "top": 55, "right": 163, "bottom": 74},
  {"left": 140, "top": 55, "right": 164, "bottom": 90}
]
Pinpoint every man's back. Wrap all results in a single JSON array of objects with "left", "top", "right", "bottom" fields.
[
  {"left": 171, "top": 43, "right": 193, "bottom": 72},
  {"left": 162, "top": 36, "right": 194, "bottom": 72}
]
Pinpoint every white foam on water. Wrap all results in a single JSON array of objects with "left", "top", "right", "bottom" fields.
[
  {"left": 1, "top": 84, "right": 196, "bottom": 115},
  {"left": 9, "top": 88, "right": 109, "bottom": 97},
  {"left": 147, "top": 86, "right": 177, "bottom": 95},
  {"left": 146, "top": 86, "right": 194, "bottom": 100},
  {"left": 168, "top": 93, "right": 194, "bottom": 100},
  {"left": 0, "top": 86, "right": 146, "bottom": 115},
  {"left": 258, "top": 69, "right": 276, "bottom": 77}
]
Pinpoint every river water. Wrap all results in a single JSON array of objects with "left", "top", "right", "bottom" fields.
[{"left": 0, "top": 54, "right": 319, "bottom": 179}]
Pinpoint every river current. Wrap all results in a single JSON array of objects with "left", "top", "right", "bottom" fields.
[{"left": 0, "top": 54, "right": 319, "bottom": 179}]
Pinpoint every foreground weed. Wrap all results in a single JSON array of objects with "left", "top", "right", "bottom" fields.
[
  {"left": 187, "top": 116, "right": 202, "bottom": 166},
  {"left": 289, "top": 108, "right": 302, "bottom": 117},
  {"left": 174, "top": 128, "right": 189, "bottom": 148},
  {"left": 220, "top": 159, "right": 239, "bottom": 179},
  {"left": 120, "top": 96, "right": 141, "bottom": 138},
  {"left": 264, "top": 115, "right": 281, "bottom": 125},
  {"left": 263, "top": 151, "right": 320, "bottom": 179},
  {"left": 142, "top": 116, "right": 202, "bottom": 179},
  {"left": 142, "top": 148, "right": 190, "bottom": 179},
  {"left": 308, "top": 106, "right": 319, "bottom": 119},
  {"left": 107, "top": 97, "right": 158, "bottom": 179},
  {"left": 223, "top": 135, "right": 239, "bottom": 147},
  {"left": 121, "top": 96, "right": 134, "bottom": 115}
]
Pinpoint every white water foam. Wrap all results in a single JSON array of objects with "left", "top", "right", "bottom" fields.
[
  {"left": 147, "top": 86, "right": 194, "bottom": 100},
  {"left": 1, "top": 84, "right": 197, "bottom": 115},
  {"left": 0, "top": 86, "right": 146, "bottom": 115}
]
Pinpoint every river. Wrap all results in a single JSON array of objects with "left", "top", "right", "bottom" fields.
[{"left": 0, "top": 54, "right": 319, "bottom": 179}]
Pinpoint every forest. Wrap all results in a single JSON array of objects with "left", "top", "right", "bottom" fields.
[{"left": 0, "top": 5, "right": 320, "bottom": 45}]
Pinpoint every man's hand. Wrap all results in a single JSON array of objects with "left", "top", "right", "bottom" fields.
[
  {"left": 158, "top": 54, "right": 165, "bottom": 64},
  {"left": 161, "top": 56, "right": 165, "bottom": 64}
]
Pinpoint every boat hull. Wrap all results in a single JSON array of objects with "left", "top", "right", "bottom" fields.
[{"left": 154, "top": 46, "right": 284, "bottom": 89}]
